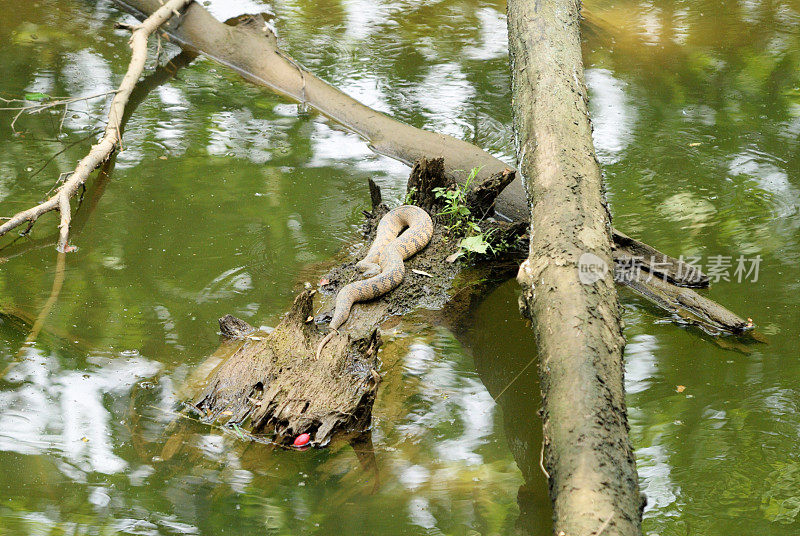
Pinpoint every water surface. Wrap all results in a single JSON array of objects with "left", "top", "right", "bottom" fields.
[{"left": 1, "top": 0, "right": 799, "bottom": 534}]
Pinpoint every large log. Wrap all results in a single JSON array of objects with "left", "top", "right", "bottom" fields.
[
  {"left": 117, "top": 0, "right": 520, "bottom": 215},
  {"left": 508, "top": 0, "right": 643, "bottom": 534},
  {"left": 114, "top": 0, "right": 751, "bottom": 335}
]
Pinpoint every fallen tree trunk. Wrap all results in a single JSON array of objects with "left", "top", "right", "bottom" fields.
[
  {"left": 117, "top": 0, "right": 522, "bottom": 214},
  {"left": 115, "top": 0, "right": 751, "bottom": 335},
  {"left": 508, "top": 1, "right": 642, "bottom": 535}
]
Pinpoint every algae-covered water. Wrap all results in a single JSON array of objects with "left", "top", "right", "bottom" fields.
[{"left": 1, "top": 0, "right": 799, "bottom": 534}]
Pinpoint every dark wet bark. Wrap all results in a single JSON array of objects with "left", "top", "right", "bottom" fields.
[
  {"left": 508, "top": 0, "right": 643, "bottom": 535},
  {"left": 405, "top": 157, "right": 454, "bottom": 212}
]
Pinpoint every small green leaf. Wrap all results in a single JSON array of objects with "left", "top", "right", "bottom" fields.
[
  {"left": 24, "top": 92, "right": 50, "bottom": 102},
  {"left": 460, "top": 235, "right": 490, "bottom": 254}
]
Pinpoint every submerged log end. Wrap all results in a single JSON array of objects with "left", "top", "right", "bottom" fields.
[
  {"left": 219, "top": 314, "right": 255, "bottom": 339},
  {"left": 191, "top": 289, "right": 381, "bottom": 447},
  {"left": 612, "top": 229, "right": 711, "bottom": 288},
  {"left": 248, "top": 325, "right": 382, "bottom": 446}
]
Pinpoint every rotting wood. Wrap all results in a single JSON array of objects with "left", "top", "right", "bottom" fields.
[
  {"left": 191, "top": 291, "right": 382, "bottom": 447},
  {"left": 188, "top": 163, "right": 469, "bottom": 446},
  {"left": 0, "top": 0, "right": 193, "bottom": 251}
]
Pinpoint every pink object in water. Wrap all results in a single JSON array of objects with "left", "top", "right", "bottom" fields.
[{"left": 293, "top": 433, "right": 311, "bottom": 447}]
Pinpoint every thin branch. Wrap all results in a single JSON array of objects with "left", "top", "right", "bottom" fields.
[
  {"left": 0, "top": 90, "right": 120, "bottom": 111},
  {"left": 0, "top": 0, "right": 192, "bottom": 251},
  {"left": 0, "top": 50, "right": 197, "bottom": 262},
  {"left": 1, "top": 90, "right": 120, "bottom": 136},
  {"left": 29, "top": 131, "right": 101, "bottom": 181},
  {"left": 58, "top": 103, "right": 69, "bottom": 136}
]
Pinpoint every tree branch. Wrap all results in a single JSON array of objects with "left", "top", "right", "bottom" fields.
[{"left": 0, "top": 0, "right": 192, "bottom": 251}]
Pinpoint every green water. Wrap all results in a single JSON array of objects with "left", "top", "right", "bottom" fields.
[{"left": 1, "top": 0, "right": 799, "bottom": 534}]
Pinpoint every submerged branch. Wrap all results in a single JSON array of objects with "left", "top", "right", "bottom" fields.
[{"left": 0, "top": 51, "right": 197, "bottom": 262}]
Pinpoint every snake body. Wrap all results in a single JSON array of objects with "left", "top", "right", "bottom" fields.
[{"left": 316, "top": 205, "right": 434, "bottom": 358}]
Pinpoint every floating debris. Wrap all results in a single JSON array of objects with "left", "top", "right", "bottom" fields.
[{"left": 293, "top": 433, "right": 311, "bottom": 447}]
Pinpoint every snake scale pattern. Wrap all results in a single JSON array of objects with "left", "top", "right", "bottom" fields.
[{"left": 316, "top": 205, "right": 434, "bottom": 358}]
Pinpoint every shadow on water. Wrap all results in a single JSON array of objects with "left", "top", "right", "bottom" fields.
[{"left": 462, "top": 279, "right": 552, "bottom": 536}]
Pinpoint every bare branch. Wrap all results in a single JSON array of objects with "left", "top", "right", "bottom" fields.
[{"left": 0, "top": 0, "right": 192, "bottom": 251}]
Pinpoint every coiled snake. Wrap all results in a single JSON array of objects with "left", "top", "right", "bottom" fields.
[{"left": 316, "top": 205, "right": 434, "bottom": 359}]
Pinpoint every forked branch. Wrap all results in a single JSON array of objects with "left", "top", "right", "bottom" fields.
[{"left": 0, "top": 0, "right": 192, "bottom": 251}]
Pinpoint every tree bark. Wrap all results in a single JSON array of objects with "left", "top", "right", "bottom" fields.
[{"left": 508, "top": 1, "right": 643, "bottom": 535}]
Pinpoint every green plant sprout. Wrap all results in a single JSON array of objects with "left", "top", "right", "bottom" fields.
[{"left": 432, "top": 167, "right": 516, "bottom": 261}]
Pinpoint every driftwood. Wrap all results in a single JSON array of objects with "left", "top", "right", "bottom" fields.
[{"left": 0, "top": 0, "right": 193, "bottom": 251}]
